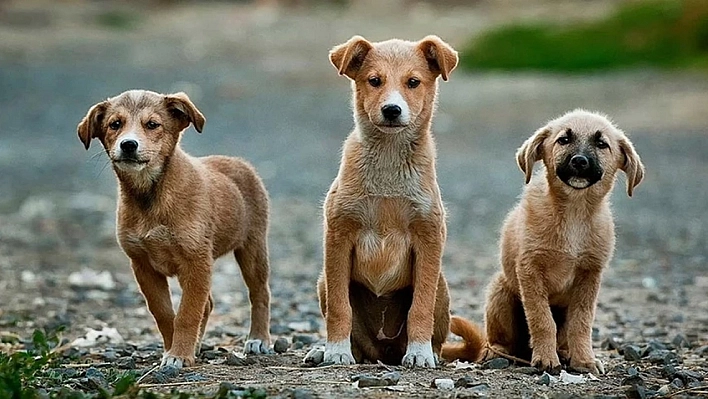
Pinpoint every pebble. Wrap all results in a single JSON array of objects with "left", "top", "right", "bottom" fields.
[
  {"left": 200, "top": 350, "right": 223, "bottom": 360},
  {"left": 354, "top": 372, "right": 400, "bottom": 388},
  {"left": 102, "top": 350, "right": 117, "bottom": 362},
  {"left": 674, "top": 370, "right": 704, "bottom": 384},
  {"left": 292, "top": 334, "right": 315, "bottom": 345},
  {"left": 226, "top": 352, "right": 256, "bottom": 366},
  {"left": 303, "top": 347, "right": 324, "bottom": 366},
  {"left": 467, "top": 383, "right": 490, "bottom": 395},
  {"left": 85, "top": 367, "right": 106, "bottom": 387},
  {"left": 291, "top": 388, "right": 315, "bottom": 399},
  {"left": 627, "top": 367, "right": 639, "bottom": 376},
  {"left": 482, "top": 357, "right": 510, "bottom": 369},
  {"left": 648, "top": 350, "right": 678, "bottom": 365},
  {"left": 273, "top": 337, "right": 289, "bottom": 353},
  {"left": 672, "top": 333, "right": 690, "bottom": 349},
  {"left": 641, "top": 340, "right": 667, "bottom": 357},
  {"left": 431, "top": 378, "right": 454, "bottom": 389},
  {"left": 184, "top": 372, "right": 207, "bottom": 382},
  {"left": 670, "top": 378, "right": 684, "bottom": 389},
  {"left": 657, "top": 384, "right": 671, "bottom": 396},
  {"left": 694, "top": 345, "right": 708, "bottom": 356},
  {"left": 621, "top": 375, "right": 644, "bottom": 387},
  {"left": 292, "top": 341, "right": 304, "bottom": 350},
  {"left": 623, "top": 344, "right": 642, "bottom": 361},
  {"left": 624, "top": 384, "right": 647, "bottom": 399},
  {"left": 159, "top": 365, "right": 180, "bottom": 378},
  {"left": 536, "top": 372, "right": 552, "bottom": 386},
  {"left": 116, "top": 357, "right": 136, "bottom": 370},
  {"left": 454, "top": 376, "right": 476, "bottom": 388}
]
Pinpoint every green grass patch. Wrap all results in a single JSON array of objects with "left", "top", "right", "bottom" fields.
[
  {"left": 96, "top": 10, "right": 141, "bottom": 30},
  {"left": 460, "top": 0, "right": 708, "bottom": 72}
]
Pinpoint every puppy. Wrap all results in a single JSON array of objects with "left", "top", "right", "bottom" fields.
[
  {"left": 77, "top": 90, "right": 272, "bottom": 368},
  {"left": 442, "top": 109, "right": 644, "bottom": 374},
  {"left": 304, "top": 35, "right": 458, "bottom": 368}
]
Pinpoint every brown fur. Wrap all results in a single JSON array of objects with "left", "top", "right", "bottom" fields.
[
  {"left": 443, "top": 110, "right": 645, "bottom": 374},
  {"left": 307, "top": 36, "right": 458, "bottom": 368},
  {"left": 77, "top": 90, "right": 272, "bottom": 368}
]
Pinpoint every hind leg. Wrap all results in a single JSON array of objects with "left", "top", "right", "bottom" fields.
[
  {"left": 234, "top": 235, "right": 272, "bottom": 354},
  {"left": 484, "top": 273, "right": 521, "bottom": 360}
]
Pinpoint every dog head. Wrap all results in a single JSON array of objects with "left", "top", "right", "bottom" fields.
[
  {"left": 517, "top": 109, "right": 645, "bottom": 197},
  {"left": 78, "top": 90, "right": 205, "bottom": 180},
  {"left": 329, "top": 35, "right": 458, "bottom": 134}
]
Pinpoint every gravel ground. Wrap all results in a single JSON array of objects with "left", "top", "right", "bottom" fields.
[{"left": 0, "top": 1, "right": 707, "bottom": 398}]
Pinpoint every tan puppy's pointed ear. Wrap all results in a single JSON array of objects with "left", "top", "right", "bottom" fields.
[
  {"left": 418, "top": 35, "right": 458, "bottom": 81},
  {"left": 77, "top": 101, "right": 108, "bottom": 150},
  {"left": 618, "top": 137, "right": 645, "bottom": 197},
  {"left": 165, "top": 92, "right": 205, "bottom": 133},
  {"left": 517, "top": 126, "right": 551, "bottom": 184},
  {"left": 329, "top": 36, "right": 373, "bottom": 79}
]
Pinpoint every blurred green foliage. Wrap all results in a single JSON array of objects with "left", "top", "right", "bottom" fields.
[{"left": 461, "top": 0, "right": 708, "bottom": 72}]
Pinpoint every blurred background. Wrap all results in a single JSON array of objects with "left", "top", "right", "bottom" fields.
[{"left": 0, "top": 0, "right": 707, "bottom": 348}]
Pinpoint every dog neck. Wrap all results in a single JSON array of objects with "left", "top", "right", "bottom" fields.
[
  {"left": 353, "top": 121, "right": 437, "bottom": 207},
  {"left": 114, "top": 147, "right": 190, "bottom": 211}
]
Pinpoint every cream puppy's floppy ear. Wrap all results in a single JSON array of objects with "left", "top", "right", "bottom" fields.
[
  {"left": 329, "top": 36, "right": 373, "bottom": 79},
  {"left": 417, "top": 35, "right": 458, "bottom": 81},
  {"left": 618, "top": 136, "right": 645, "bottom": 197},
  {"left": 517, "top": 126, "right": 551, "bottom": 184},
  {"left": 77, "top": 101, "right": 108, "bottom": 150},
  {"left": 165, "top": 92, "right": 205, "bottom": 133}
]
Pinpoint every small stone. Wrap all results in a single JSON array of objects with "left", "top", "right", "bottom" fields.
[
  {"left": 200, "top": 350, "right": 222, "bottom": 360},
  {"left": 159, "top": 365, "right": 179, "bottom": 378},
  {"left": 670, "top": 378, "right": 684, "bottom": 389},
  {"left": 292, "top": 341, "right": 304, "bottom": 350},
  {"left": 291, "top": 388, "right": 315, "bottom": 399},
  {"left": 672, "top": 333, "right": 690, "bottom": 349},
  {"left": 226, "top": 352, "right": 255, "bottom": 366},
  {"left": 292, "top": 334, "right": 315, "bottom": 345},
  {"left": 648, "top": 349, "right": 678, "bottom": 365},
  {"left": 657, "top": 384, "right": 671, "bottom": 396},
  {"left": 482, "top": 357, "right": 510, "bottom": 369},
  {"left": 353, "top": 372, "right": 400, "bottom": 388},
  {"left": 536, "top": 372, "right": 552, "bottom": 386},
  {"left": 627, "top": 367, "right": 639, "bottom": 376},
  {"left": 85, "top": 367, "right": 106, "bottom": 387},
  {"left": 455, "top": 376, "right": 476, "bottom": 388},
  {"left": 674, "top": 370, "right": 704, "bottom": 384},
  {"left": 116, "top": 357, "right": 136, "bottom": 370},
  {"left": 514, "top": 366, "right": 541, "bottom": 375},
  {"left": 641, "top": 340, "right": 667, "bottom": 357},
  {"left": 468, "top": 383, "right": 490, "bottom": 395},
  {"left": 621, "top": 375, "right": 644, "bottom": 387},
  {"left": 432, "top": 378, "right": 454, "bottom": 389},
  {"left": 601, "top": 336, "right": 621, "bottom": 351},
  {"left": 102, "top": 350, "right": 117, "bottom": 362},
  {"left": 303, "top": 347, "right": 324, "bottom": 366},
  {"left": 273, "top": 337, "right": 289, "bottom": 353},
  {"left": 381, "top": 371, "right": 401, "bottom": 385},
  {"left": 695, "top": 345, "right": 708, "bottom": 356},
  {"left": 184, "top": 372, "right": 207, "bottom": 382},
  {"left": 624, "top": 384, "right": 647, "bottom": 399},
  {"left": 623, "top": 345, "right": 642, "bottom": 361}
]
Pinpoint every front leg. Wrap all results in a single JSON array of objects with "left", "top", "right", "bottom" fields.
[
  {"left": 403, "top": 218, "right": 444, "bottom": 368},
  {"left": 567, "top": 270, "right": 602, "bottom": 374},
  {"left": 162, "top": 259, "right": 212, "bottom": 369},
  {"left": 322, "top": 220, "right": 356, "bottom": 365},
  {"left": 131, "top": 260, "right": 175, "bottom": 352},
  {"left": 517, "top": 258, "right": 561, "bottom": 374}
]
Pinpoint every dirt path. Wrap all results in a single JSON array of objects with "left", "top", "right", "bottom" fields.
[{"left": 0, "top": 1, "right": 707, "bottom": 397}]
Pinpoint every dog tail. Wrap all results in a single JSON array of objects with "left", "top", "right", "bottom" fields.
[{"left": 441, "top": 316, "right": 486, "bottom": 362}]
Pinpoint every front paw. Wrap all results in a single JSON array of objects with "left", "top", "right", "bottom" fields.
[
  {"left": 244, "top": 339, "right": 271, "bottom": 355},
  {"left": 402, "top": 341, "right": 436, "bottom": 368},
  {"left": 570, "top": 357, "right": 604, "bottom": 375},
  {"left": 161, "top": 352, "right": 194, "bottom": 369},
  {"left": 323, "top": 339, "right": 355, "bottom": 365},
  {"left": 532, "top": 350, "right": 561, "bottom": 374}
]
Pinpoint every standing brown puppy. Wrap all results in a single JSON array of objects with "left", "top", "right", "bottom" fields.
[
  {"left": 77, "top": 90, "right": 272, "bottom": 368},
  {"left": 442, "top": 110, "right": 644, "bottom": 374},
  {"left": 304, "top": 36, "right": 458, "bottom": 368}
]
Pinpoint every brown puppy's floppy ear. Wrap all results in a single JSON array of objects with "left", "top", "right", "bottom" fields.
[
  {"left": 329, "top": 35, "right": 373, "bottom": 79},
  {"left": 165, "top": 92, "right": 205, "bottom": 133},
  {"left": 418, "top": 35, "right": 459, "bottom": 81},
  {"left": 77, "top": 101, "right": 108, "bottom": 150},
  {"left": 517, "top": 126, "right": 550, "bottom": 184},
  {"left": 618, "top": 136, "right": 645, "bottom": 197}
]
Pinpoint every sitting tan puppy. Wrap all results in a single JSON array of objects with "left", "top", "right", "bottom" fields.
[
  {"left": 442, "top": 110, "right": 644, "bottom": 374},
  {"left": 305, "top": 35, "right": 458, "bottom": 368},
  {"left": 77, "top": 90, "right": 272, "bottom": 368}
]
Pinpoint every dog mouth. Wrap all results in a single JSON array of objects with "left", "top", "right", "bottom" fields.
[
  {"left": 556, "top": 168, "right": 603, "bottom": 190},
  {"left": 112, "top": 157, "right": 150, "bottom": 169},
  {"left": 373, "top": 122, "right": 408, "bottom": 132}
]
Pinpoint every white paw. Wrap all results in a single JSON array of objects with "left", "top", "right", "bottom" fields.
[
  {"left": 244, "top": 339, "right": 271, "bottom": 355},
  {"left": 160, "top": 353, "right": 184, "bottom": 369},
  {"left": 323, "top": 339, "right": 355, "bottom": 365},
  {"left": 303, "top": 346, "right": 324, "bottom": 365},
  {"left": 402, "top": 341, "right": 436, "bottom": 368}
]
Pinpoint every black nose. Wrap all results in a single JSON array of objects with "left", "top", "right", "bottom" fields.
[
  {"left": 570, "top": 154, "right": 589, "bottom": 170},
  {"left": 120, "top": 139, "right": 138, "bottom": 153},
  {"left": 381, "top": 104, "right": 402, "bottom": 121}
]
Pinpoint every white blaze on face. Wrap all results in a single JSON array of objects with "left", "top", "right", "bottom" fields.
[{"left": 383, "top": 90, "right": 410, "bottom": 124}]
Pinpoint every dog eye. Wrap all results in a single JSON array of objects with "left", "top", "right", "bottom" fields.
[
  {"left": 407, "top": 78, "right": 421, "bottom": 88},
  {"left": 146, "top": 121, "right": 161, "bottom": 130},
  {"left": 556, "top": 136, "right": 571, "bottom": 145},
  {"left": 109, "top": 120, "right": 121, "bottom": 130},
  {"left": 596, "top": 140, "right": 609, "bottom": 149},
  {"left": 368, "top": 77, "right": 382, "bottom": 87}
]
